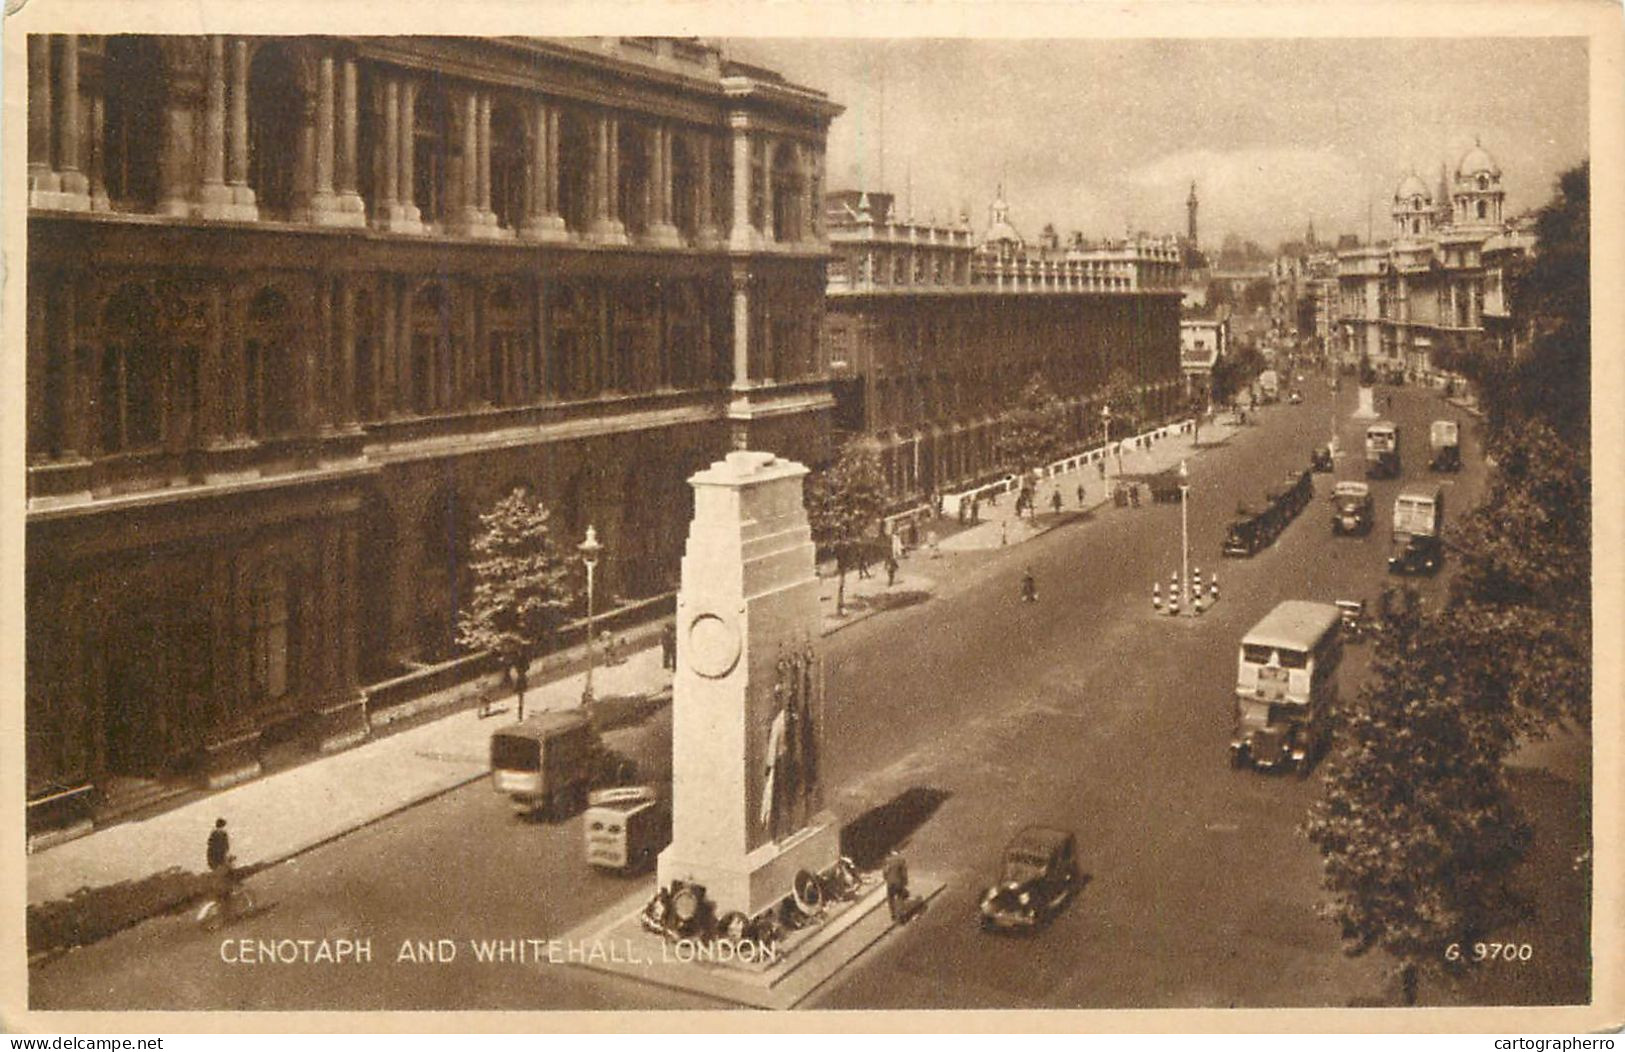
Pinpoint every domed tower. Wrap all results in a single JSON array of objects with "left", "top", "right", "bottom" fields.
[
  {"left": 1453, "top": 138, "right": 1505, "bottom": 228},
  {"left": 1392, "top": 171, "right": 1434, "bottom": 238}
]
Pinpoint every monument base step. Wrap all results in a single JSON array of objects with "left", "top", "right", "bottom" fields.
[{"left": 562, "top": 873, "right": 945, "bottom": 1009}]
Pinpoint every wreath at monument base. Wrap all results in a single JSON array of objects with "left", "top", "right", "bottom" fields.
[{"left": 639, "top": 856, "right": 865, "bottom": 953}]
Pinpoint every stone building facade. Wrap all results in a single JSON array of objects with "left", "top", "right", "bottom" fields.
[
  {"left": 824, "top": 191, "right": 1183, "bottom": 499},
  {"left": 24, "top": 35, "right": 840, "bottom": 801},
  {"left": 1336, "top": 140, "right": 1532, "bottom": 377}
]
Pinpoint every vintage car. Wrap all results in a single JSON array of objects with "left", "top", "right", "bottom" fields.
[
  {"left": 1288, "top": 389, "right": 1303, "bottom": 405},
  {"left": 1310, "top": 446, "right": 1334, "bottom": 473},
  {"left": 979, "top": 826, "right": 1080, "bottom": 932},
  {"left": 1330, "top": 480, "right": 1374, "bottom": 536}
]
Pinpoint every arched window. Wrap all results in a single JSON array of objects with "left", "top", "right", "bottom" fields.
[
  {"left": 557, "top": 110, "right": 592, "bottom": 235},
  {"left": 489, "top": 101, "right": 526, "bottom": 232},
  {"left": 618, "top": 121, "right": 651, "bottom": 239},
  {"left": 98, "top": 284, "right": 163, "bottom": 452},
  {"left": 413, "top": 86, "right": 451, "bottom": 225},
  {"left": 410, "top": 284, "right": 453, "bottom": 414},
  {"left": 248, "top": 43, "right": 306, "bottom": 221},
  {"left": 244, "top": 287, "right": 300, "bottom": 437},
  {"left": 103, "top": 37, "right": 163, "bottom": 212}
]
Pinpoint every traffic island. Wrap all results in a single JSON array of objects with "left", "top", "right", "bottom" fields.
[{"left": 561, "top": 872, "right": 944, "bottom": 1009}]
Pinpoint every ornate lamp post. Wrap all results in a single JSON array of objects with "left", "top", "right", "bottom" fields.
[{"left": 578, "top": 525, "right": 602, "bottom": 708}]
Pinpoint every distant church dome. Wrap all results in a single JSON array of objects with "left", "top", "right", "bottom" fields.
[
  {"left": 984, "top": 186, "right": 1023, "bottom": 246},
  {"left": 1394, "top": 172, "right": 1431, "bottom": 204},
  {"left": 1457, "top": 139, "right": 1500, "bottom": 179}
]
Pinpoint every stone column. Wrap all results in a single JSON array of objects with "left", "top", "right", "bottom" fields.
[
  {"left": 477, "top": 94, "right": 494, "bottom": 224},
  {"left": 335, "top": 59, "right": 365, "bottom": 222},
  {"left": 761, "top": 137, "right": 777, "bottom": 245},
  {"left": 57, "top": 36, "right": 88, "bottom": 203},
  {"left": 730, "top": 269, "right": 751, "bottom": 390},
  {"left": 227, "top": 39, "right": 257, "bottom": 216},
  {"left": 453, "top": 89, "right": 480, "bottom": 232},
  {"left": 28, "top": 35, "right": 58, "bottom": 198},
  {"left": 520, "top": 100, "right": 567, "bottom": 241},
  {"left": 647, "top": 122, "right": 682, "bottom": 247},
  {"left": 87, "top": 89, "right": 110, "bottom": 212},
  {"left": 377, "top": 78, "right": 399, "bottom": 224},
  {"left": 199, "top": 36, "right": 231, "bottom": 216},
  {"left": 199, "top": 285, "right": 227, "bottom": 449},
  {"left": 695, "top": 131, "right": 719, "bottom": 247},
  {"left": 728, "top": 116, "right": 755, "bottom": 251},
  {"left": 589, "top": 112, "right": 627, "bottom": 244},
  {"left": 157, "top": 64, "right": 201, "bottom": 217},
  {"left": 400, "top": 80, "right": 419, "bottom": 224}
]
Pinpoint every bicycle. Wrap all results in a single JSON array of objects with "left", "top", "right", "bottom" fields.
[{"left": 196, "top": 857, "right": 256, "bottom": 930}]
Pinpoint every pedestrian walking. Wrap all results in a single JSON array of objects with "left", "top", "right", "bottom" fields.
[
  {"left": 1097, "top": 460, "right": 1107, "bottom": 482},
  {"left": 206, "top": 817, "right": 237, "bottom": 914},
  {"left": 1077, "top": 483, "right": 1086, "bottom": 506},
  {"left": 1021, "top": 567, "right": 1038, "bottom": 603},
  {"left": 885, "top": 552, "right": 899, "bottom": 587},
  {"left": 1129, "top": 483, "right": 1141, "bottom": 508},
  {"left": 1051, "top": 490, "right": 1063, "bottom": 515},
  {"left": 513, "top": 661, "right": 528, "bottom": 720},
  {"left": 660, "top": 621, "right": 677, "bottom": 671},
  {"left": 971, "top": 499, "right": 980, "bottom": 523},
  {"left": 1000, "top": 519, "right": 1008, "bottom": 546}
]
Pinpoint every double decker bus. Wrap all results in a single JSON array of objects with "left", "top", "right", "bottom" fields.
[{"left": 1230, "top": 600, "right": 1342, "bottom": 774}]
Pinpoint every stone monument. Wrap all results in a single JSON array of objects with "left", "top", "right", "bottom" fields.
[
  {"left": 1353, "top": 385, "right": 1379, "bottom": 419},
  {"left": 658, "top": 450, "right": 840, "bottom": 920}
]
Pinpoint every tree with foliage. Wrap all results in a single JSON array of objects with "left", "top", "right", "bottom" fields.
[
  {"left": 457, "top": 487, "right": 577, "bottom": 719},
  {"left": 1440, "top": 419, "right": 1591, "bottom": 736},
  {"left": 806, "top": 438, "right": 889, "bottom": 616},
  {"left": 1210, "top": 344, "right": 1263, "bottom": 407},
  {"left": 1101, "top": 368, "right": 1144, "bottom": 437},
  {"left": 1305, "top": 589, "right": 1531, "bottom": 1005},
  {"left": 996, "top": 372, "right": 1068, "bottom": 476}
]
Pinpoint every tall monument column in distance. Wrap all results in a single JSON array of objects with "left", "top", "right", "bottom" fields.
[{"left": 658, "top": 450, "right": 840, "bottom": 920}]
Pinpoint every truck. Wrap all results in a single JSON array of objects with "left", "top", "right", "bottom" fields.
[
  {"left": 489, "top": 711, "right": 637, "bottom": 819},
  {"left": 584, "top": 786, "right": 671, "bottom": 873},
  {"left": 1364, "top": 421, "right": 1400, "bottom": 479},
  {"left": 1429, "top": 419, "right": 1461, "bottom": 472},
  {"left": 1388, "top": 484, "right": 1444, "bottom": 575},
  {"left": 1258, "top": 370, "right": 1281, "bottom": 404}
]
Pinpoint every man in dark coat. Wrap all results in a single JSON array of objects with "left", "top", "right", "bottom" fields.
[
  {"left": 207, "top": 818, "right": 230, "bottom": 872},
  {"left": 884, "top": 851, "right": 911, "bottom": 922}
]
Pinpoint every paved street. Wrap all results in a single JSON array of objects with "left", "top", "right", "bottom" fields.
[{"left": 34, "top": 377, "right": 1582, "bottom": 1012}]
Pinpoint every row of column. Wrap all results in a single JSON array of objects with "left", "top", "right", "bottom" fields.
[{"left": 27, "top": 34, "right": 89, "bottom": 211}]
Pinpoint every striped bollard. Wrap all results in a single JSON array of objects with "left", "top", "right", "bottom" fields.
[
  {"left": 1193, "top": 589, "right": 1204, "bottom": 615},
  {"left": 1210, "top": 576, "right": 1219, "bottom": 603},
  {"left": 1152, "top": 582, "right": 1162, "bottom": 612},
  {"left": 1169, "top": 585, "right": 1181, "bottom": 615}
]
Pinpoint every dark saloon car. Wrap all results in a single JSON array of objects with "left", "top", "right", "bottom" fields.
[{"left": 978, "top": 826, "right": 1080, "bottom": 932}]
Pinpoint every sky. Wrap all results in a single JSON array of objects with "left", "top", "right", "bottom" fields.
[{"left": 726, "top": 37, "right": 1589, "bottom": 251}]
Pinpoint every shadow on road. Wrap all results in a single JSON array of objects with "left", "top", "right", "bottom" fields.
[{"left": 840, "top": 786, "right": 952, "bottom": 869}]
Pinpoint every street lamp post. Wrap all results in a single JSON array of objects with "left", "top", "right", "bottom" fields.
[
  {"left": 1179, "top": 459, "right": 1191, "bottom": 617},
  {"left": 578, "top": 525, "right": 602, "bottom": 709}
]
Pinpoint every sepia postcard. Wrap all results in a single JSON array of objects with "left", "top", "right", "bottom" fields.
[{"left": 2, "top": 0, "right": 1621, "bottom": 1035}]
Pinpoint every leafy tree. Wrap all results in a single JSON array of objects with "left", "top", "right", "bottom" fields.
[
  {"left": 1508, "top": 161, "right": 1588, "bottom": 441},
  {"left": 1442, "top": 419, "right": 1591, "bottom": 734},
  {"left": 1210, "top": 344, "right": 1263, "bottom": 407},
  {"left": 1101, "top": 368, "right": 1144, "bottom": 437},
  {"left": 457, "top": 487, "right": 577, "bottom": 718},
  {"left": 996, "top": 372, "right": 1068, "bottom": 475},
  {"left": 806, "top": 438, "right": 889, "bottom": 616},
  {"left": 1305, "top": 590, "right": 1531, "bottom": 1004}
]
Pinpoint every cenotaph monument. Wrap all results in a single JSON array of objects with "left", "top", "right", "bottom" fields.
[
  {"left": 1352, "top": 385, "right": 1379, "bottom": 419},
  {"left": 657, "top": 450, "right": 840, "bottom": 920}
]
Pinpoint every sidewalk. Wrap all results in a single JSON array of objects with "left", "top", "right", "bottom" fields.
[
  {"left": 26, "top": 554, "right": 941, "bottom": 917},
  {"left": 941, "top": 416, "right": 1239, "bottom": 552}
]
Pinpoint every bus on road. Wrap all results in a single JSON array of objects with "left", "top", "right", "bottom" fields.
[{"left": 1230, "top": 600, "right": 1343, "bottom": 775}]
